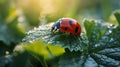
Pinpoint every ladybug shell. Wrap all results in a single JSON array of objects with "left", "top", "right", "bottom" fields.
[{"left": 59, "top": 18, "right": 81, "bottom": 35}]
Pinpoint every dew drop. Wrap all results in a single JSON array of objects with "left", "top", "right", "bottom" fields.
[
  {"left": 34, "top": 27, "right": 37, "bottom": 30},
  {"left": 95, "top": 44, "right": 100, "bottom": 47},
  {"left": 108, "top": 30, "right": 112, "bottom": 33},
  {"left": 29, "top": 40, "right": 33, "bottom": 43},
  {"left": 48, "top": 41, "right": 52, "bottom": 44},
  {"left": 109, "top": 38, "right": 114, "bottom": 42},
  {"left": 27, "top": 30, "right": 34, "bottom": 34}
]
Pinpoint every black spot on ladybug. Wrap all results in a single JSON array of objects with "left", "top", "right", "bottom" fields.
[
  {"left": 64, "top": 27, "right": 68, "bottom": 31},
  {"left": 75, "top": 27, "right": 78, "bottom": 33},
  {"left": 69, "top": 20, "right": 73, "bottom": 26}
]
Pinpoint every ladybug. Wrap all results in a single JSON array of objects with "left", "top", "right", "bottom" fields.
[{"left": 51, "top": 18, "right": 81, "bottom": 35}]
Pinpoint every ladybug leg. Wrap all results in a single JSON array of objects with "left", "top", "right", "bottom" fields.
[
  {"left": 51, "top": 22, "right": 60, "bottom": 33},
  {"left": 51, "top": 26, "right": 56, "bottom": 32},
  {"left": 52, "top": 26, "right": 58, "bottom": 32}
]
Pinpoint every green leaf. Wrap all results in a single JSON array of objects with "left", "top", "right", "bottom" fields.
[
  {"left": 83, "top": 56, "right": 98, "bottom": 67},
  {"left": 22, "top": 40, "right": 64, "bottom": 59},
  {"left": 0, "top": 22, "right": 25, "bottom": 45},
  {"left": 58, "top": 50, "right": 87, "bottom": 67},
  {"left": 23, "top": 20, "right": 120, "bottom": 66},
  {"left": 0, "top": 55, "right": 12, "bottom": 67},
  {"left": 84, "top": 20, "right": 120, "bottom": 66},
  {"left": 84, "top": 20, "right": 110, "bottom": 50},
  {"left": 114, "top": 11, "right": 120, "bottom": 25},
  {"left": 98, "top": 48, "right": 120, "bottom": 61},
  {"left": 91, "top": 53, "right": 120, "bottom": 66},
  {"left": 84, "top": 20, "right": 95, "bottom": 41},
  {"left": 59, "top": 49, "right": 98, "bottom": 67},
  {"left": 14, "top": 44, "right": 49, "bottom": 67},
  {"left": 23, "top": 23, "right": 88, "bottom": 51},
  {"left": 91, "top": 25, "right": 120, "bottom": 52},
  {"left": 9, "top": 52, "right": 30, "bottom": 67},
  {"left": 0, "top": 0, "right": 10, "bottom": 21}
]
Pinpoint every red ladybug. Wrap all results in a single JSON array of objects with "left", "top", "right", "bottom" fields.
[{"left": 51, "top": 18, "right": 81, "bottom": 35}]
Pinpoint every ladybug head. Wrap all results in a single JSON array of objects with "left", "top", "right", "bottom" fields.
[{"left": 51, "top": 18, "right": 62, "bottom": 32}]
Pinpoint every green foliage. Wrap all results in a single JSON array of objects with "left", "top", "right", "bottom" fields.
[
  {"left": 114, "top": 11, "right": 120, "bottom": 25},
  {"left": 22, "top": 40, "right": 64, "bottom": 59},
  {"left": 1, "top": 0, "right": 120, "bottom": 67},
  {"left": 84, "top": 20, "right": 113, "bottom": 52},
  {"left": 9, "top": 52, "right": 30, "bottom": 67},
  {"left": 0, "top": 22, "right": 25, "bottom": 45},
  {"left": 22, "top": 15, "right": 120, "bottom": 66},
  {"left": 0, "top": 19, "right": 25, "bottom": 67},
  {"left": 23, "top": 23, "right": 88, "bottom": 51},
  {"left": 84, "top": 20, "right": 95, "bottom": 41},
  {"left": 58, "top": 49, "right": 88, "bottom": 67},
  {"left": 0, "top": 0, "right": 10, "bottom": 21},
  {"left": 0, "top": 1, "right": 25, "bottom": 67}
]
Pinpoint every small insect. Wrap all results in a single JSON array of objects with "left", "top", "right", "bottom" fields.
[{"left": 51, "top": 18, "right": 81, "bottom": 35}]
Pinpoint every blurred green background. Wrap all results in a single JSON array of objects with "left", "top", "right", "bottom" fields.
[{"left": 0, "top": 0, "right": 120, "bottom": 67}]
